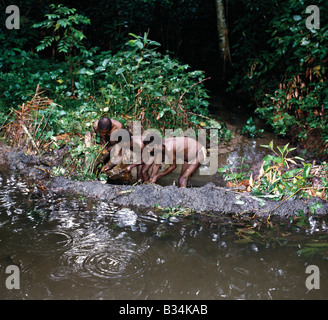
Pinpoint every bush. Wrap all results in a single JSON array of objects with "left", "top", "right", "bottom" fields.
[
  {"left": 0, "top": 35, "right": 211, "bottom": 133},
  {"left": 83, "top": 32, "right": 211, "bottom": 132},
  {"left": 228, "top": 0, "right": 328, "bottom": 153},
  {"left": 0, "top": 3, "right": 218, "bottom": 181}
]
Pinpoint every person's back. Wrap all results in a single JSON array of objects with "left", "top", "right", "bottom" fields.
[
  {"left": 149, "top": 136, "right": 205, "bottom": 187},
  {"left": 162, "top": 136, "right": 203, "bottom": 164}
]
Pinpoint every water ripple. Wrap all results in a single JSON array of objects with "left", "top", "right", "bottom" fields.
[
  {"left": 27, "top": 230, "right": 75, "bottom": 254},
  {"left": 82, "top": 248, "right": 147, "bottom": 279},
  {"left": 56, "top": 241, "right": 151, "bottom": 288}
]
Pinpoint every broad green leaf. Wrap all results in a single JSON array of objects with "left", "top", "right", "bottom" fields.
[
  {"left": 115, "top": 67, "right": 125, "bottom": 75},
  {"left": 303, "top": 164, "right": 312, "bottom": 179}
]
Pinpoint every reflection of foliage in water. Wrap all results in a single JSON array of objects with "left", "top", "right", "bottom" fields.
[
  {"left": 153, "top": 204, "right": 195, "bottom": 219},
  {"left": 26, "top": 209, "right": 47, "bottom": 225},
  {"left": 230, "top": 213, "right": 328, "bottom": 260}
]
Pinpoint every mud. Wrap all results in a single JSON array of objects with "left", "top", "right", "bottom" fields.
[{"left": 1, "top": 144, "right": 327, "bottom": 219}]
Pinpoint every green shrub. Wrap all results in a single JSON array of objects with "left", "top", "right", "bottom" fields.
[{"left": 228, "top": 0, "right": 328, "bottom": 152}]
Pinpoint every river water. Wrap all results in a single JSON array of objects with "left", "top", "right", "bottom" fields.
[{"left": 0, "top": 169, "right": 328, "bottom": 300}]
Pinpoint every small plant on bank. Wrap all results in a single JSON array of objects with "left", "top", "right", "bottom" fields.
[
  {"left": 251, "top": 141, "right": 313, "bottom": 200},
  {"left": 50, "top": 136, "right": 106, "bottom": 181},
  {"left": 241, "top": 117, "right": 264, "bottom": 138},
  {"left": 219, "top": 140, "right": 328, "bottom": 201},
  {"left": 153, "top": 204, "right": 194, "bottom": 219},
  {"left": 309, "top": 201, "right": 323, "bottom": 214},
  {"left": 217, "top": 157, "right": 251, "bottom": 185}
]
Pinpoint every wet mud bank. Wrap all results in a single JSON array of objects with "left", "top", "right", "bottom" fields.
[{"left": 1, "top": 146, "right": 327, "bottom": 219}]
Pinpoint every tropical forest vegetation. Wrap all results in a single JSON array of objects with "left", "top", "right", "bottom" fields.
[{"left": 0, "top": 0, "right": 327, "bottom": 186}]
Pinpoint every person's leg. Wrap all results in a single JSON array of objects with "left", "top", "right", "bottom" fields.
[
  {"left": 180, "top": 162, "right": 189, "bottom": 175},
  {"left": 178, "top": 162, "right": 200, "bottom": 187},
  {"left": 148, "top": 163, "right": 162, "bottom": 183},
  {"left": 136, "top": 164, "right": 143, "bottom": 182},
  {"left": 141, "top": 163, "right": 153, "bottom": 182},
  {"left": 150, "top": 163, "right": 177, "bottom": 184}
]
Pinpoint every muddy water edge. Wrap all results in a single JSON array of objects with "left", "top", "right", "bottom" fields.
[
  {"left": 0, "top": 168, "right": 328, "bottom": 300},
  {"left": 1, "top": 96, "right": 328, "bottom": 299}
]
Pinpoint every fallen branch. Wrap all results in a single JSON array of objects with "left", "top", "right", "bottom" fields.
[
  {"left": 21, "top": 123, "right": 41, "bottom": 154},
  {"left": 178, "top": 77, "right": 211, "bottom": 105}
]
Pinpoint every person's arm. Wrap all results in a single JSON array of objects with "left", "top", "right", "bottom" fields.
[{"left": 149, "top": 163, "right": 176, "bottom": 183}]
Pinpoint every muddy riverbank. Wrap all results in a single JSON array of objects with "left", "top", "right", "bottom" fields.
[{"left": 1, "top": 144, "right": 327, "bottom": 219}]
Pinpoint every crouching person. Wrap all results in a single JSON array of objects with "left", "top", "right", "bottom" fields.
[{"left": 147, "top": 136, "right": 205, "bottom": 188}]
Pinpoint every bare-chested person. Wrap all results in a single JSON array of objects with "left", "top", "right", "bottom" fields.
[
  {"left": 147, "top": 136, "right": 205, "bottom": 188},
  {"left": 92, "top": 116, "right": 131, "bottom": 176},
  {"left": 93, "top": 117, "right": 124, "bottom": 150}
]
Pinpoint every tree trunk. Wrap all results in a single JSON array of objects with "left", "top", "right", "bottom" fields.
[{"left": 215, "top": 0, "right": 231, "bottom": 79}]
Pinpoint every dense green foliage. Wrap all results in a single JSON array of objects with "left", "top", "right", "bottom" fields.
[
  {"left": 0, "top": 3, "right": 213, "bottom": 138},
  {"left": 228, "top": 0, "right": 328, "bottom": 153},
  {"left": 1, "top": 0, "right": 328, "bottom": 187},
  {"left": 32, "top": 4, "right": 91, "bottom": 55},
  {"left": 0, "top": 2, "right": 221, "bottom": 181},
  {"left": 2, "top": 0, "right": 327, "bottom": 152}
]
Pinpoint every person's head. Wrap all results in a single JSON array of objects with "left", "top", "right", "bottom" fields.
[
  {"left": 98, "top": 117, "right": 112, "bottom": 139},
  {"left": 98, "top": 117, "right": 112, "bottom": 131}
]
